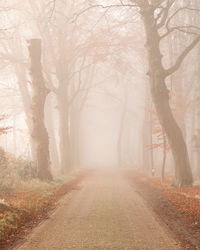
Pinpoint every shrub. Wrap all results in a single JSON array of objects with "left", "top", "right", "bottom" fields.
[
  {"left": 0, "top": 147, "right": 7, "bottom": 172},
  {"left": 15, "top": 158, "right": 36, "bottom": 181},
  {"left": 0, "top": 150, "right": 36, "bottom": 192}
]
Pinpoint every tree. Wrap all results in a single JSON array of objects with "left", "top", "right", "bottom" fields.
[
  {"left": 194, "top": 46, "right": 200, "bottom": 180},
  {"left": 28, "top": 0, "right": 99, "bottom": 173},
  {"left": 147, "top": 106, "right": 170, "bottom": 180},
  {"left": 192, "top": 0, "right": 200, "bottom": 180},
  {"left": 28, "top": 39, "right": 52, "bottom": 181},
  {"left": 90, "top": 0, "right": 200, "bottom": 185},
  {"left": 137, "top": 0, "right": 199, "bottom": 186}
]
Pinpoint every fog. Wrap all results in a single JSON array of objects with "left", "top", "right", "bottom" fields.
[{"left": 0, "top": 0, "right": 200, "bottom": 187}]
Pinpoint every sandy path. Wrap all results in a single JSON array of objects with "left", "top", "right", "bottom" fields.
[{"left": 14, "top": 170, "right": 180, "bottom": 250}]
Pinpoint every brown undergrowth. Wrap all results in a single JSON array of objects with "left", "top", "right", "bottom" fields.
[
  {"left": 0, "top": 170, "right": 92, "bottom": 249},
  {"left": 123, "top": 170, "right": 200, "bottom": 250}
]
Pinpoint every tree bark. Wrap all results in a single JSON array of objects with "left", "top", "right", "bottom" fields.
[
  {"left": 150, "top": 102, "right": 154, "bottom": 173},
  {"left": 142, "top": 86, "right": 151, "bottom": 172},
  {"left": 161, "top": 129, "right": 167, "bottom": 182},
  {"left": 14, "top": 63, "right": 37, "bottom": 162},
  {"left": 45, "top": 95, "right": 60, "bottom": 173},
  {"left": 57, "top": 93, "right": 71, "bottom": 174},
  {"left": 196, "top": 73, "right": 200, "bottom": 180},
  {"left": 28, "top": 39, "right": 52, "bottom": 181},
  {"left": 118, "top": 97, "right": 127, "bottom": 168}
]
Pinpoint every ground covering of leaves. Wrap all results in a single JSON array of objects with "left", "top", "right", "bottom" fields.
[
  {"left": 124, "top": 171, "right": 200, "bottom": 250},
  {"left": 0, "top": 171, "right": 90, "bottom": 249}
]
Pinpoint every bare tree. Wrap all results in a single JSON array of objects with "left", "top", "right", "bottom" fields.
[
  {"left": 137, "top": 0, "right": 199, "bottom": 186},
  {"left": 28, "top": 39, "right": 52, "bottom": 181},
  {"left": 90, "top": 0, "right": 200, "bottom": 185},
  {"left": 111, "top": 0, "right": 200, "bottom": 186}
]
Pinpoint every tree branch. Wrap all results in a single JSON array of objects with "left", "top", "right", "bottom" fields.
[
  {"left": 164, "top": 35, "right": 200, "bottom": 77},
  {"left": 71, "top": 3, "right": 139, "bottom": 22},
  {"left": 160, "top": 25, "right": 200, "bottom": 40},
  {"left": 157, "top": 0, "right": 175, "bottom": 29},
  {"left": 166, "top": 7, "right": 200, "bottom": 31}
]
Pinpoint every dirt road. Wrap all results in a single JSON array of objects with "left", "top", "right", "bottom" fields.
[{"left": 14, "top": 170, "right": 180, "bottom": 250}]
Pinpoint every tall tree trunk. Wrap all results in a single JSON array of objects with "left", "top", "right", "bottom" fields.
[
  {"left": 70, "top": 62, "right": 96, "bottom": 169},
  {"left": 150, "top": 102, "right": 154, "bottom": 173},
  {"left": 142, "top": 85, "right": 151, "bottom": 172},
  {"left": 70, "top": 104, "right": 82, "bottom": 170},
  {"left": 161, "top": 129, "right": 167, "bottom": 182},
  {"left": 45, "top": 95, "right": 60, "bottom": 173},
  {"left": 28, "top": 39, "right": 52, "bottom": 181},
  {"left": 195, "top": 45, "right": 200, "bottom": 180},
  {"left": 118, "top": 98, "right": 127, "bottom": 168},
  {"left": 196, "top": 82, "right": 200, "bottom": 180},
  {"left": 57, "top": 93, "right": 71, "bottom": 174},
  {"left": 141, "top": 8, "right": 193, "bottom": 187},
  {"left": 14, "top": 64, "right": 37, "bottom": 162},
  {"left": 190, "top": 105, "right": 196, "bottom": 173}
]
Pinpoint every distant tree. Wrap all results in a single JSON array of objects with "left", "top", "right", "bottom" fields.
[
  {"left": 29, "top": 0, "right": 138, "bottom": 173},
  {"left": 147, "top": 107, "right": 170, "bottom": 181}
]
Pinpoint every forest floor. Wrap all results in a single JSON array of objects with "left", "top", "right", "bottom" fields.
[
  {"left": 12, "top": 169, "right": 180, "bottom": 250},
  {"left": 124, "top": 170, "right": 200, "bottom": 250},
  {"left": 0, "top": 171, "right": 90, "bottom": 249}
]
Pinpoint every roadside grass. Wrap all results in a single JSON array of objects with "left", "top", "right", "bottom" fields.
[{"left": 0, "top": 154, "right": 89, "bottom": 248}]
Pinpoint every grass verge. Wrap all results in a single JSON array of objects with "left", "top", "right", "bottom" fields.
[{"left": 0, "top": 170, "right": 91, "bottom": 249}]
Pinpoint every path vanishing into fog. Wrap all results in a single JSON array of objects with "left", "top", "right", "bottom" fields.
[{"left": 15, "top": 170, "right": 180, "bottom": 250}]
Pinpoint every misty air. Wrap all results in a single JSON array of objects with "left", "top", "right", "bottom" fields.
[{"left": 0, "top": 0, "right": 200, "bottom": 249}]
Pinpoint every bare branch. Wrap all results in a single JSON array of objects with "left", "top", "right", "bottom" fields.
[
  {"left": 157, "top": 0, "right": 175, "bottom": 29},
  {"left": 164, "top": 35, "right": 200, "bottom": 77},
  {"left": 48, "top": 0, "right": 56, "bottom": 19},
  {"left": 160, "top": 25, "right": 200, "bottom": 39},
  {"left": 166, "top": 7, "right": 200, "bottom": 31},
  {"left": 155, "top": 7, "right": 165, "bottom": 22},
  {"left": 71, "top": 3, "right": 139, "bottom": 23},
  {"left": 68, "top": 62, "right": 93, "bottom": 82},
  {"left": 154, "top": 0, "right": 166, "bottom": 8}
]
